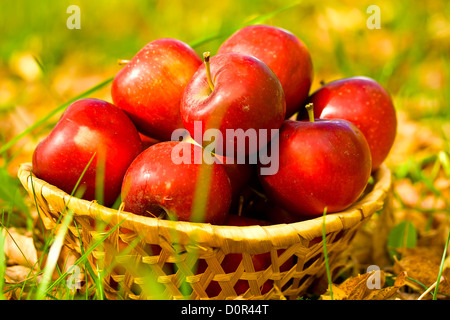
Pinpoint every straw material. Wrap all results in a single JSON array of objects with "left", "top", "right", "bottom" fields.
[{"left": 18, "top": 162, "right": 392, "bottom": 300}]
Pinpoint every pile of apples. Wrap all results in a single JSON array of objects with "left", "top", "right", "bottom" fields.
[{"left": 32, "top": 24, "right": 397, "bottom": 229}]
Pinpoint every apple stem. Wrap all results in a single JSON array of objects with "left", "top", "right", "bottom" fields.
[
  {"left": 203, "top": 52, "right": 215, "bottom": 92},
  {"left": 117, "top": 59, "right": 131, "bottom": 65},
  {"left": 305, "top": 103, "right": 315, "bottom": 122}
]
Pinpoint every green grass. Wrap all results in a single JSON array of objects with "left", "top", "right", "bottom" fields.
[
  {"left": 35, "top": 152, "right": 94, "bottom": 299},
  {"left": 0, "top": 227, "right": 6, "bottom": 300},
  {"left": 434, "top": 230, "right": 450, "bottom": 300},
  {"left": 322, "top": 207, "right": 333, "bottom": 300}
]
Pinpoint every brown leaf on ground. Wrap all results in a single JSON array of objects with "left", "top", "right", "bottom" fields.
[
  {"left": 394, "top": 247, "right": 450, "bottom": 299},
  {"left": 393, "top": 247, "right": 442, "bottom": 287},
  {"left": 2, "top": 227, "right": 38, "bottom": 268},
  {"left": 338, "top": 271, "right": 375, "bottom": 299},
  {"left": 321, "top": 270, "right": 406, "bottom": 300},
  {"left": 364, "top": 271, "right": 407, "bottom": 300},
  {"left": 441, "top": 268, "right": 450, "bottom": 296},
  {"left": 321, "top": 284, "right": 348, "bottom": 300}
]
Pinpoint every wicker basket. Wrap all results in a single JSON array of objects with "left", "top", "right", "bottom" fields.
[{"left": 18, "top": 162, "right": 392, "bottom": 300}]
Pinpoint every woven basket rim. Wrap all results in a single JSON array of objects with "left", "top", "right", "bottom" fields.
[{"left": 18, "top": 162, "right": 391, "bottom": 254}]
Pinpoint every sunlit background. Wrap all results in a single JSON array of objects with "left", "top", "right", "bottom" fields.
[{"left": 1, "top": 0, "right": 449, "bottom": 203}]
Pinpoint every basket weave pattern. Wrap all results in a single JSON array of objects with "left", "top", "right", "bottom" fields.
[{"left": 18, "top": 162, "right": 392, "bottom": 300}]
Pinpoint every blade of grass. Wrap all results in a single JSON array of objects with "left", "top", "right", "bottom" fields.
[
  {"left": 246, "top": 1, "right": 301, "bottom": 25},
  {"left": 91, "top": 234, "right": 143, "bottom": 300},
  {"left": 0, "top": 225, "right": 6, "bottom": 300},
  {"left": 29, "top": 170, "right": 47, "bottom": 247},
  {"left": 57, "top": 253, "right": 77, "bottom": 299},
  {"left": 34, "top": 153, "right": 95, "bottom": 299},
  {"left": 95, "top": 263, "right": 104, "bottom": 300},
  {"left": 322, "top": 207, "right": 333, "bottom": 300},
  {"left": 29, "top": 158, "right": 88, "bottom": 266},
  {"left": 35, "top": 207, "right": 75, "bottom": 299},
  {"left": 72, "top": 220, "right": 98, "bottom": 292},
  {"left": 433, "top": 229, "right": 450, "bottom": 300},
  {"left": 43, "top": 218, "right": 127, "bottom": 296},
  {"left": 405, "top": 276, "right": 429, "bottom": 292},
  {"left": 439, "top": 151, "right": 450, "bottom": 177},
  {"left": 94, "top": 148, "right": 106, "bottom": 207}
]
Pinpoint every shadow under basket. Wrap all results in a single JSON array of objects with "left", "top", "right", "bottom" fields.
[{"left": 18, "top": 163, "right": 392, "bottom": 300}]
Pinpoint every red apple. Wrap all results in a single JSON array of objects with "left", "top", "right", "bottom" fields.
[
  {"left": 258, "top": 104, "right": 372, "bottom": 218},
  {"left": 32, "top": 98, "right": 142, "bottom": 207},
  {"left": 121, "top": 141, "right": 232, "bottom": 224},
  {"left": 180, "top": 52, "right": 286, "bottom": 158},
  {"left": 298, "top": 76, "right": 397, "bottom": 171},
  {"left": 111, "top": 38, "right": 202, "bottom": 141},
  {"left": 218, "top": 24, "right": 313, "bottom": 118}
]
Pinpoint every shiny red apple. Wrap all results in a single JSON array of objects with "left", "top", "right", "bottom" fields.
[
  {"left": 32, "top": 98, "right": 142, "bottom": 207},
  {"left": 111, "top": 38, "right": 202, "bottom": 141},
  {"left": 259, "top": 104, "right": 372, "bottom": 217},
  {"left": 298, "top": 76, "right": 397, "bottom": 171},
  {"left": 180, "top": 52, "right": 286, "bottom": 158},
  {"left": 121, "top": 141, "right": 232, "bottom": 224},
  {"left": 218, "top": 24, "right": 313, "bottom": 118}
]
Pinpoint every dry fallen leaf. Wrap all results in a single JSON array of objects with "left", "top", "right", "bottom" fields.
[
  {"left": 339, "top": 271, "right": 375, "bottom": 299},
  {"left": 4, "top": 265, "right": 39, "bottom": 284},
  {"left": 364, "top": 271, "right": 407, "bottom": 300},
  {"left": 321, "top": 284, "right": 348, "bottom": 300},
  {"left": 394, "top": 247, "right": 450, "bottom": 299},
  {"left": 2, "top": 227, "right": 38, "bottom": 268},
  {"left": 321, "top": 270, "right": 407, "bottom": 300},
  {"left": 439, "top": 269, "right": 450, "bottom": 297},
  {"left": 393, "top": 247, "right": 442, "bottom": 287}
]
